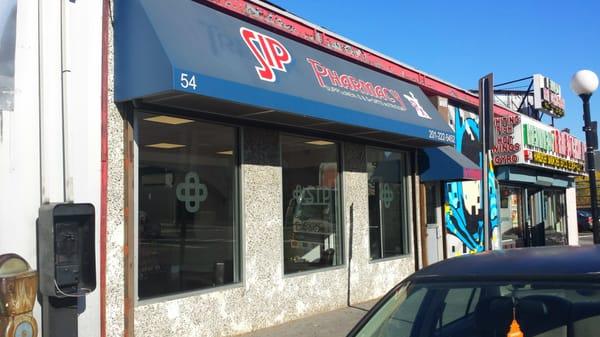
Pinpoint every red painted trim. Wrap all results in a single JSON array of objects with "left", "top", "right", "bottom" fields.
[
  {"left": 201, "top": 0, "right": 516, "bottom": 117},
  {"left": 100, "top": 0, "right": 109, "bottom": 336},
  {"left": 464, "top": 168, "right": 483, "bottom": 181}
]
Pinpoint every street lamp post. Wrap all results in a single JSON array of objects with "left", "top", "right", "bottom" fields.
[{"left": 571, "top": 70, "right": 600, "bottom": 244}]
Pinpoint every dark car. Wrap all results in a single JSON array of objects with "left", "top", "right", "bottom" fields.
[
  {"left": 348, "top": 246, "right": 600, "bottom": 337},
  {"left": 577, "top": 210, "right": 593, "bottom": 232}
]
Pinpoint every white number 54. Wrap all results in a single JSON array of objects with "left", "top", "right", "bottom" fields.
[{"left": 180, "top": 73, "right": 197, "bottom": 90}]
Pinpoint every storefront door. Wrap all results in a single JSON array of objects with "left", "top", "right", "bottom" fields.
[
  {"left": 542, "top": 189, "right": 568, "bottom": 246},
  {"left": 527, "top": 188, "right": 545, "bottom": 246},
  {"left": 422, "top": 183, "right": 443, "bottom": 265},
  {"left": 501, "top": 186, "right": 569, "bottom": 248},
  {"left": 499, "top": 186, "right": 526, "bottom": 249}
]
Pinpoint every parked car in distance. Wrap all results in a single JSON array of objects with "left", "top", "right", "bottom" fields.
[
  {"left": 577, "top": 210, "right": 593, "bottom": 232},
  {"left": 347, "top": 246, "right": 600, "bottom": 337}
]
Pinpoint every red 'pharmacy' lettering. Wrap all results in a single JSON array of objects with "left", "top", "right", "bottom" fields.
[{"left": 306, "top": 58, "right": 408, "bottom": 111}]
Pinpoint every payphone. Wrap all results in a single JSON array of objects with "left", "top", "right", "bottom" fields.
[
  {"left": 37, "top": 203, "right": 95, "bottom": 337},
  {"left": 0, "top": 254, "right": 38, "bottom": 337},
  {"left": 38, "top": 203, "right": 95, "bottom": 297}
]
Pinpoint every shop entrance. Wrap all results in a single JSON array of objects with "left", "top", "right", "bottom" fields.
[
  {"left": 527, "top": 188, "right": 569, "bottom": 246},
  {"left": 499, "top": 186, "right": 524, "bottom": 249},
  {"left": 527, "top": 188, "right": 545, "bottom": 246},
  {"left": 421, "top": 182, "right": 443, "bottom": 266},
  {"left": 500, "top": 185, "right": 568, "bottom": 248},
  {"left": 499, "top": 187, "right": 543, "bottom": 248}
]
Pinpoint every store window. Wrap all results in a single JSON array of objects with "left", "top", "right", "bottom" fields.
[
  {"left": 367, "top": 148, "right": 410, "bottom": 259},
  {"left": 137, "top": 112, "right": 239, "bottom": 299},
  {"left": 0, "top": 0, "right": 17, "bottom": 111},
  {"left": 499, "top": 186, "right": 525, "bottom": 248},
  {"left": 425, "top": 183, "right": 438, "bottom": 225},
  {"left": 544, "top": 190, "right": 567, "bottom": 246},
  {"left": 282, "top": 134, "right": 341, "bottom": 274}
]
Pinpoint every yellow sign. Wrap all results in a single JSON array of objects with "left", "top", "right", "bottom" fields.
[
  {"left": 530, "top": 151, "right": 584, "bottom": 173},
  {"left": 576, "top": 172, "right": 600, "bottom": 208}
]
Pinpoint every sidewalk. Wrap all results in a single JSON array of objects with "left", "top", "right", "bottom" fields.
[{"left": 235, "top": 300, "right": 379, "bottom": 337}]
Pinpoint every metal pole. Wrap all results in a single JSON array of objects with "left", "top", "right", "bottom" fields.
[
  {"left": 480, "top": 74, "right": 494, "bottom": 251},
  {"left": 482, "top": 148, "right": 490, "bottom": 250},
  {"left": 42, "top": 296, "right": 78, "bottom": 337},
  {"left": 493, "top": 76, "right": 533, "bottom": 88},
  {"left": 582, "top": 94, "right": 600, "bottom": 244},
  {"left": 516, "top": 80, "right": 533, "bottom": 113}
]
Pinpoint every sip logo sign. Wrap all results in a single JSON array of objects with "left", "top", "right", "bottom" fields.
[{"left": 240, "top": 27, "right": 292, "bottom": 82}]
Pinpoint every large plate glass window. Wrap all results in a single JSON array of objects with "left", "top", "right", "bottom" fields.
[
  {"left": 499, "top": 186, "right": 525, "bottom": 249},
  {"left": 544, "top": 189, "right": 567, "bottom": 246},
  {"left": 0, "top": 0, "right": 17, "bottom": 111},
  {"left": 367, "top": 148, "right": 410, "bottom": 259},
  {"left": 137, "top": 112, "right": 239, "bottom": 299},
  {"left": 282, "top": 134, "right": 341, "bottom": 274}
]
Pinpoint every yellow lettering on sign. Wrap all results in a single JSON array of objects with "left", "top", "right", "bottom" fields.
[{"left": 530, "top": 151, "right": 584, "bottom": 173}]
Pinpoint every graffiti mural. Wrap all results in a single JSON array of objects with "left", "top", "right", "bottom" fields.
[{"left": 445, "top": 105, "right": 499, "bottom": 256}]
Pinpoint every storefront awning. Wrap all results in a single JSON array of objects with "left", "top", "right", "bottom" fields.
[
  {"left": 495, "top": 166, "right": 574, "bottom": 188},
  {"left": 419, "top": 146, "right": 481, "bottom": 182},
  {"left": 114, "top": 0, "right": 455, "bottom": 146}
]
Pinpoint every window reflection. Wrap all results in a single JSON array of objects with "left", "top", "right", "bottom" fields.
[
  {"left": 0, "top": 0, "right": 17, "bottom": 111},
  {"left": 544, "top": 190, "right": 567, "bottom": 246},
  {"left": 367, "top": 148, "right": 409, "bottom": 259},
  {"left": 137, "top": 113, "right": 239, "bottom": 299},
  {"left": 282, "top": 134, "right": 341, "bottom": 274},
  {"left": 500, "top": 186, "right": 525, "bottom": 249},
  {"left": 500, "top": 187, "right": 568, "bottom": 248}
]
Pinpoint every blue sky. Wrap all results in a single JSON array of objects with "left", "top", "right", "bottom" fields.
[{"left": 271, "top": 0, "right": 600, "bottom": 140}]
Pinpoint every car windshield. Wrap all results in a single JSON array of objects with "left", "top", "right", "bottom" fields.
[{"left": 355, "top": 280, "right": 600, "bottom": 337}]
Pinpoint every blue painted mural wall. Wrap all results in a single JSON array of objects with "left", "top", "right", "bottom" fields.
[{"left": 444, "top": 105, "right": 499, "bottom": 255}]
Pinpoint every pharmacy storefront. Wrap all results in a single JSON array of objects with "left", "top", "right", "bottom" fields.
[
  {"left": 493, "top": 112, "right": 584, "bottom": 249},
  {"left": 108, "top": 0, "right": 478, "bottom": 336}
]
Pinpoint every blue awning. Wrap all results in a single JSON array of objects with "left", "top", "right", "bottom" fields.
[
  {"left": 495, "top": 166, "right": 574, "bottom": 188},
  {"left": 114, "top": 0, "right": 455, "bottom": 146},
  {"left": 419, "top": 146, "right": 481, "bottom": 182}
]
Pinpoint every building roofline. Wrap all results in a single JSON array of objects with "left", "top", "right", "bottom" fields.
[
  {"left": 248, "top": 0, "right": 474, "bottom": 100},
  {"left": 229, "top": 0, "right": 516, "bottom": 116}
]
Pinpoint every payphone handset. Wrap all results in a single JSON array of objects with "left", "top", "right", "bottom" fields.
[{"left": 38, "top": 203, "right": 96, "bottom": 298}]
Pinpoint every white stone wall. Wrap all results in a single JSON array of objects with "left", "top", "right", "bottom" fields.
[
  {"left": 105, "top": 8, "right": 415, "bottom": 337},
  {"left": 343, "top": 143, "right": 415, "bottom": 304},
  {"left": 106, "top": 10, "right": 126, "bottom": 337},
  {"left": 133, "top": 160, "right": 351, "bottom": 337},
  {"left": 104, "top": 118, "right": 416, "bottom": 336}
]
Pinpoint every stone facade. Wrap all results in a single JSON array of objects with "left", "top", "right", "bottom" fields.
[
  {"left": 106, "top": 13, "right": 415, "bottom": 337},
  {"left": 106, "top": 12, "right": 126, "bottom": 337},
  {"left": 343, "top": 143, "right": 415, "bottom": 305}
]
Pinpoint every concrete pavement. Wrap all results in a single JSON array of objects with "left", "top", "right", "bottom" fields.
[
  {"left": 579, "top": 232, "right": 594, "bottom": 245},
  {"left": 234, "top": 236, "right": 598, "bottom": 337},
  {"left": 234, "top": 300, "right": 378, "bottom": 337}
]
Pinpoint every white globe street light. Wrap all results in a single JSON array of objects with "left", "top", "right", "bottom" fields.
[
  {"left": 571, "top": 69, "right": 599, "bottom": 244},
  {"left": 571, "top": 70, "right": 599, "bottom": 96}
]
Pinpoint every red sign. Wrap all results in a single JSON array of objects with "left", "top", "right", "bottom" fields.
[
  {"left": 552, "top": 129, "right": 584, "bottom": 161},
  {"left": 492, "top": 115, "right": 521, "bottom": 165},
  {"left": 240, "top": 27, "right": 292, "bottom": 82},
  {"left": 306, "top": 58, "right": 406, "bottom": 107}
]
